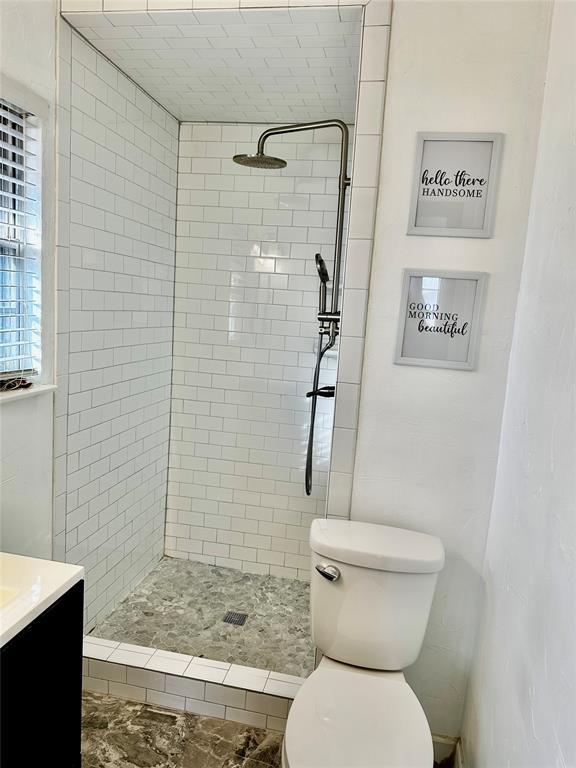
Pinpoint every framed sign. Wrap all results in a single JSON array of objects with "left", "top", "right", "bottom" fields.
[
  {"left": 407, "top": 132, "right": 502, "bottom": 237},
  {"left": 395, "top": 269, "right": 487, "bottom": 370}
]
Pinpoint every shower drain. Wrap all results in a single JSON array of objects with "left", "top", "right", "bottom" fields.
[{"left": 223, "top": 610, "right": 248, "bottom": 626}]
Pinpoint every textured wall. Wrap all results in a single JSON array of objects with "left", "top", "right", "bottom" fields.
[
  {"left": 351, "top": 0, "right": 552, "bottom": 736},
  {"left": 57, "top": 25, "right": 178, "bottom": 628},
  {"left": 462, "top": 2, "right": 576, "bottom": 764},
  {"left": 166, "top": 122, "right": 351, "bottom": 579},
  {"left": 0, "top": 392, "right": 53, "bottom": 558}
]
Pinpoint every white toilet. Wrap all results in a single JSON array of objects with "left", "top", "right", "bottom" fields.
[{"left": 282, "top": 519, "right": 445, "bottom": 768}]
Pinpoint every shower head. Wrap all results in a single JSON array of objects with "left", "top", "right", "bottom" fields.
[
  {"left": 315, "top": 253, "right": 329, "bottom": 284},
  {"left": 232, "top": 152, "right": 287, "bottom": 169}
]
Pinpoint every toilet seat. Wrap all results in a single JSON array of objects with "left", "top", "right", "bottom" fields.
[{"left": 283, "top": 658, "right": 433, "bottom": 768}]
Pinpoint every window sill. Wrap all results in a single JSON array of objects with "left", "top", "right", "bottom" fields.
[{"left": 0, "top": 383, "right": 57, "bottom": 405}]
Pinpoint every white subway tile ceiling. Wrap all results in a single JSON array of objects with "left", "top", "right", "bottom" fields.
[{"left": 61, "top": 6, "right": 362, "bottom": 122}]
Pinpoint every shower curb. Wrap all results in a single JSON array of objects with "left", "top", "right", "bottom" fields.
[
  {"left": 84, "top": 635, "right": 461, "bottom": 761},
  {"left": 82, "top": 635, "right": 303, "bottom": 732}
]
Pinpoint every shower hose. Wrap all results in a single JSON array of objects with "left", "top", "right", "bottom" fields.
[{"left": 305, "top": 332, "right": 336, "bottom": 496}]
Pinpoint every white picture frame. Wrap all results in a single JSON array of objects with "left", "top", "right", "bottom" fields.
[
  {"left": 407, "top": 132, "right": 503, "bottom": 238},
  {"left": 395, "top": 269, "right": 487, "bottom": 370}
]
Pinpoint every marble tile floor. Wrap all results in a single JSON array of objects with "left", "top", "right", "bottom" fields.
[
  {"left": 91, "top": 557, "right": 314, "bottom": 678},
  {"left": 82, "top": 691, "right": 283, "bottom": 768}
]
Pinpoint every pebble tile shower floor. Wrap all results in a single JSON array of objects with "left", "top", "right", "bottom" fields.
[
  {"left": 82, "top": 691, "right": 283, "bottom": 768},
  {"left": 91, "top": 558, "right": 314, "bottom": 678}
]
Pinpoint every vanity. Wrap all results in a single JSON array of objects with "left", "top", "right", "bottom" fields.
[{"left": 0, "top": 553, "right": 84, "bottom": 767}]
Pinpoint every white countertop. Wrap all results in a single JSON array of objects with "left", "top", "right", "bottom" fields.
[{"left": 0, "top": 552, "right": 84, "bottom": 648}]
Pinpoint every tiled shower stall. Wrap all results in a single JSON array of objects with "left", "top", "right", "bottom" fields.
[
  {"left": 167, "top": 122, "right": 351, "bottom": 578},
  {"left": 55, "top": 0, "right": 390, "bottom": 630}
]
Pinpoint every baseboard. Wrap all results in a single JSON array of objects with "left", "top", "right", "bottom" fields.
[
  {"left": 455, "top": 739, "right": 466, "bottom": 768},
  {"left": 432, "top": 734, "right": 459, "bottom": 763}
]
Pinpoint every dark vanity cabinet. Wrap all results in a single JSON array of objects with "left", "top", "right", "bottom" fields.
[{"left": 0, "top": 581, "right": 84, "bottom": 767}]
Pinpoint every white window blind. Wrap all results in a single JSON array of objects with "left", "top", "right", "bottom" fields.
[{"left": 0, "top": 99, "right": 42, "bottom": 379}]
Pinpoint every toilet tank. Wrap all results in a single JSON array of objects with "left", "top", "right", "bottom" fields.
[{"left": 310, "top": 519, "right": 444, "bottom": 671}]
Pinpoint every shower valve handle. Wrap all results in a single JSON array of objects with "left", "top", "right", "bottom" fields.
[{"left": 306, "top": 386, "right": 335, "bottom": 398}]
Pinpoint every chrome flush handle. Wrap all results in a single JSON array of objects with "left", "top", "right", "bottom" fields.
[{"left": 315, "top": 564, "right": 341, "bottom": 582}]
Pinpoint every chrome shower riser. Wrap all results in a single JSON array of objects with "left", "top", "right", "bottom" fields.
[{"left": 232, "top": 119, "right": 351, "bottom": 496}]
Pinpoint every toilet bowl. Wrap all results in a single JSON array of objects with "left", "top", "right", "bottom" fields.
[
  {"left": 282, "top": 519, "right": 444, "bottom": 768},
  {"left": 282, "top": 658, "right": 433, "bottom": 768}
]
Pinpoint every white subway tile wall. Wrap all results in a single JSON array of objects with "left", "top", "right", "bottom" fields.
[
  {"left": 57, "top": 25, "right": 179, "bottom": 628},
  {"left": 325, "top": 9, "right": 389, "bottom": 517},
  {"left": 166, "top": 123, "right": 352, "bottom": 579},
  {"left": 54, "top": 20, "right": 74, "bottom": 563}
]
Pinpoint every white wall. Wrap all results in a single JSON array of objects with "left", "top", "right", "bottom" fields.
[
  {"left": 1, "top": 0, "right": 57, "bottom": 386},
  {"left": 56, "top": 25, "right": 179, "bottom": 628},
  {"left": 352, "top": 0, "right": 552, "bottom": 736},
  {"left": 462, "top": 2, "right": 576, "bottom": 764},
  {"left": 0, "top": 0, "right": 57, "bottom": 99},
  {"left": 167, "top": 122, "right": 349, "bottom": 579},
  {"left": 0, "top": 393, "right": 53, "bottom": 558},
  {"left": 0, "top": 0, "right": 58, "bottom": 558}
]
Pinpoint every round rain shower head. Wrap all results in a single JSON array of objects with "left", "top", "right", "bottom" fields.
[{"left": 232, "top": 153, "right": 287, "bottom": 170}]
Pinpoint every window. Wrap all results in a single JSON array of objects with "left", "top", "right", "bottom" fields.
[{"left": 0, "top": 99, "right": 42, "bottom": 379}]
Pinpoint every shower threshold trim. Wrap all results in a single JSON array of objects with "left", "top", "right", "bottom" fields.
[{"left": 82, "top": 633, "right": 305, "bottom": 732}]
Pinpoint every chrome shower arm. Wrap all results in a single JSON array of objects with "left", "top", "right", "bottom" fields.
[
  {"left": 256, "top": 119, "right": 350, "bottom": 317},
  {"left": 256, "top": 118, "right": 349, "bottom": 158}
]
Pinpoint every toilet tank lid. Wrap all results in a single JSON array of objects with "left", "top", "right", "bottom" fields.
[{"left": 310, "top": 519, "right": 445, "bottom": 573}]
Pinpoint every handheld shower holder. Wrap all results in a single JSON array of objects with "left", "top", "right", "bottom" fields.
[{"left": 318, "top": 311, "right": 340, "bottom": 324}]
